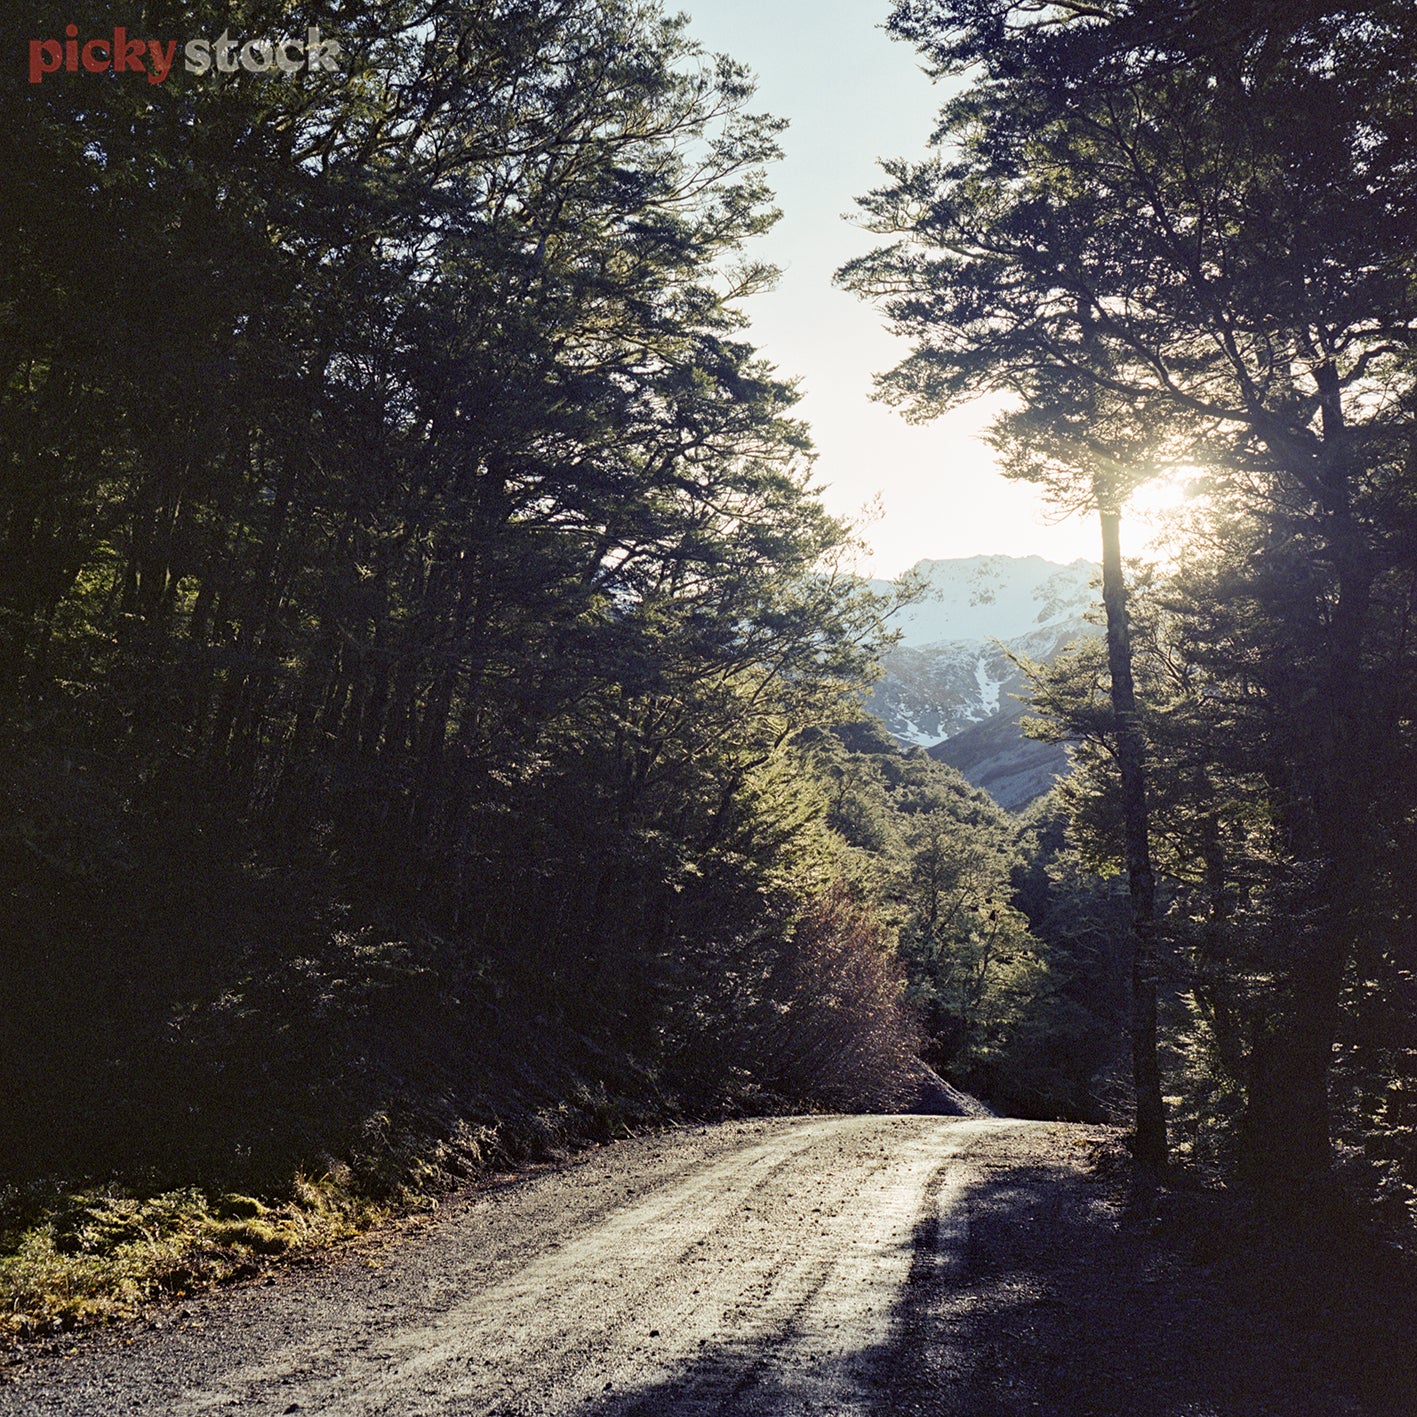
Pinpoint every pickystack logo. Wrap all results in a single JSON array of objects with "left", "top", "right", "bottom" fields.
[{"left": 29, "top": 24, "right": 344, "bottom": 84}]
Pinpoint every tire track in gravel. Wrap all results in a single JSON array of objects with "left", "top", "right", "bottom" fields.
[{"left": 1, "top": 1115, "right": 1048, "bottom": 1417}]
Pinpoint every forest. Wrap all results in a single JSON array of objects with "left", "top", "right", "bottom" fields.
[
  {"left": 1, "top": 0, "right": 1414, "bottom": 1333},
  {"left": 839, "top": 0, "right": 1417, "bottom": 1210}
]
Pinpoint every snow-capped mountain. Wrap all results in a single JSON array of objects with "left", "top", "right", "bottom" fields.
[
  {"left": 865, "top": 556, "right": 1101, "bottom": 807},
  {"left": 872, "top": 554, "right": 1099, "bottom": 654}
]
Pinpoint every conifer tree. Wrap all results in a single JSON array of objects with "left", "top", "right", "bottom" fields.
[{"left": 842, "top": 0, "right": 1417, "bottom": 1186}]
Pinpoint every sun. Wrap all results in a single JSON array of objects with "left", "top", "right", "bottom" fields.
[{"left": 1126, "top": 466, "right": 1208, "bottom": 565}]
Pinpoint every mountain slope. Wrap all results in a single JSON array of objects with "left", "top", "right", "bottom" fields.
[
  {"left": 866, "top": 555, "right": 1099, "bottom": 808},
  {"left": 928, "top": 704, "right": 1071, "bottom": 811}
]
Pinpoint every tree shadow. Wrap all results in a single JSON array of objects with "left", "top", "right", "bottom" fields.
[
  {"left": 877, "top": 1161, "right": 1416, "bottom": 1417},
  {"left": 560, "top": 1158, "right": 1415, "bottom": 1417}
]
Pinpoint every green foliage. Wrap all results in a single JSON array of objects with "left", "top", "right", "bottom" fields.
[
  {"left": 800, "top": 726, "right": 1117, "bottom": 1118},
  {"left": 1024, "top": 560, "right": 1416, "bottom": 1213},
  {"left": 0, "top": 0, "right": 922, "bottom": 1233},
  {"left": 844, "top": 0, "right": 1417, "bottom": 1211}
]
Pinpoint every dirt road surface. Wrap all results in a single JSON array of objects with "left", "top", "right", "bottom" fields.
[{"left": 1, "top": 1115, "right": 1407, "bottom": 1416}]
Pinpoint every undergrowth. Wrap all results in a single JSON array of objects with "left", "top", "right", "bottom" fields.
[
  {"left": 0, "top": 1173, "right": 389, "bottom": 1339},
  {"left": 0, "top": 1080, "right": 677, "bottom": 1345}
]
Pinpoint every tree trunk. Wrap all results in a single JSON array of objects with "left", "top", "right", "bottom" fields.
[
  {"left": 1099, "top": 506, "right": 1168, "bottom": 1173},
  {"left": 1240, "top": 387, "right": 1370, "bottom": 1194},
  {"left": 1243, "top": 940, "right": 1346, "bottom": 1192}
]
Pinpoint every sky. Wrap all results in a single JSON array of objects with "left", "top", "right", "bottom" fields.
[{"left": 679, "top": 0, "right": 1104, "bottom": 579}]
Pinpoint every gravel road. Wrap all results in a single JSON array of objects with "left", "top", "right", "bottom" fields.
[{"left": 0, "top": 1115, "right": 1056, "bottom": 1416}]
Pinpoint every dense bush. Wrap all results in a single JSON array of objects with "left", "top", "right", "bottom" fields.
[{"left": 0, "top": 0, "right": 921, "bottom": 1193}]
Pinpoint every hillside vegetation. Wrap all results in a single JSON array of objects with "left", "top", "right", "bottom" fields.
[
  {"left": 3, "top": 0, "right": 1415, "bottom": 1343},
  {"left": 0, "top": 0, "right": 934, "bottom": 1333}
]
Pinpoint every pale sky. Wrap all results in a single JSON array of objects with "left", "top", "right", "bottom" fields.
[{"left": 681, "top": 0, "right": 1103, "bottom": 578}]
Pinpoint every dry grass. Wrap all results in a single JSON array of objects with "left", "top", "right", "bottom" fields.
[
  {"left": 0, "top": 1173, "right": 391, "bottom": 1339},
  {"left": 0, "top": 1087, "right": 665, "bottom": 1345}
]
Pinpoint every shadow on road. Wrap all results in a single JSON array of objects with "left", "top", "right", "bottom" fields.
[
  {"left": 569, "top": 1157, "right": 1416, "bottom": 1417},
  {"left": 881, "top": 1162, "right": 1416, "bottom": 1417}
]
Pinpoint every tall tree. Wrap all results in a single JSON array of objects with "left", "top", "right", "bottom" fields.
[
  {"left": 0, "top": 0, "right": 907, "bottom": 1166},
  {"left": 840, "top": 0, "right": 1417, "bottom": 1186}
]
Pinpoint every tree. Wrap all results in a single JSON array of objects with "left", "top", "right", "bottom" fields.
[
  {"left": 0, "top": 0, "right": 909, "bottom": 1171},
  {"left": 988, "top": 386, "right": 1172, "bottom": 1167},
  {"left": 840, "top": 0, "right": 1417, "bottom": 1187},
  {"left": 803, "top": 722, "right": 1110, "bottom": 1118}
]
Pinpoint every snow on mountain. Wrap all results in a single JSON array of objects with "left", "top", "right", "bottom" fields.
[
  {"left": 864, "top": 555, "right": 1101, "bottom": 807},
  {"left": 869, "top": 555, "right": 1099, "bottom": 649}
]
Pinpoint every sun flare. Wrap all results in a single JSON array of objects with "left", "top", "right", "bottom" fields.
[{"left": 1127, "top": 466, "right": 1209, "bottom": 564}]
